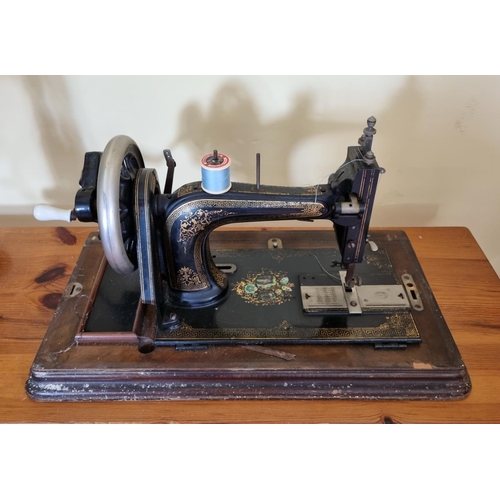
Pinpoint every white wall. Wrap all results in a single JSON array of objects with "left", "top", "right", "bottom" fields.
[{"left": 1, "top": 75, "right": 499, "bottom": 276}]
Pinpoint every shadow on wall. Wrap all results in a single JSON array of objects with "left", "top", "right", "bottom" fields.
[
  {"left": 21, "top": 76, "right": 85, "bottom": 207},
  {"left": 371, "top": 75, "right": 439, "bottom": 226},
  {"left": 373, "top": 75, "right": 500, "bottom": 232},
  {"left": 172, "top": 81, "right": 359, "bottom": 186},
  {"left": 20, "top": 76, "right": 500, "bottom": 236},
  {"left": 26, "top": 77, "right": 359, "bottom": 206}
]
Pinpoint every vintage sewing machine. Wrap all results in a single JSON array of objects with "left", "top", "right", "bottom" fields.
[{"left": 26, "top": 117, "right": 471, "bottom": 401}]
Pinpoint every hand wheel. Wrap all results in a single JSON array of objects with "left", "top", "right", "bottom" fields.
[{"left": 97, "top": 135, "right": 144, "bottom": 274}]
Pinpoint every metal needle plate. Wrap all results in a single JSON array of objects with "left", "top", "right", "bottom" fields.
[
  {"left": 300, "top": 285, "right": 348, "bottom": 310},
  {"left": 357, "top": 285, "right": 410, "bottom": 310},
  {"left": 300, "top": 277, "right": 410, "bottom": 313}
]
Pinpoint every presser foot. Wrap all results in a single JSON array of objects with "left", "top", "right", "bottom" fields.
[{"left": 339, "top": 270, "right": 363, "bottom": 314}]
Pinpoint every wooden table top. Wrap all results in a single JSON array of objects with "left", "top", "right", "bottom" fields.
[{"left": 0, "top": 225, "right": 499, "bottom": 423}]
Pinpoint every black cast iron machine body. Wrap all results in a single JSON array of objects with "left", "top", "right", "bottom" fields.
[{"left": 64, "top": 117, "right": 383, "bottom": 329}]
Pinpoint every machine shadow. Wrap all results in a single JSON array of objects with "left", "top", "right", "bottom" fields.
[
  {"left": 369, "top": 75, "right": 439, "bottom": 226},
  {"left": 21, "top": 75, "right": 85, "bottom": 207},
  {"left": 373, "top": 75, "right": 500, "bottom": 232},
  {"left": 172, "top": 80, "right": 359, "bottom": 186}
]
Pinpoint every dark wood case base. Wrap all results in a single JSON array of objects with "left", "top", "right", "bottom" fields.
[{"left": 26, "top": 230, "right": 471, "bottom": 401}]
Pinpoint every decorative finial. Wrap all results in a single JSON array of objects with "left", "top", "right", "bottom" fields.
[{"left": 364, "top": 117, "right": 377, "bottom": 137}]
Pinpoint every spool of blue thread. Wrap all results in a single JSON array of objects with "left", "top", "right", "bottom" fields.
[{"left": 201, "top": 151, "right": 231, "bottom": 194}]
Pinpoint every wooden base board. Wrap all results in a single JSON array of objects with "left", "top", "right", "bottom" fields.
[{"left": 25, "top": 230, "right": 471, "bottom": 401}]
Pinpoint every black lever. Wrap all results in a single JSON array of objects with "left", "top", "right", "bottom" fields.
[{"left": 163, "top": 149, "right": 176, "bottom": 194}]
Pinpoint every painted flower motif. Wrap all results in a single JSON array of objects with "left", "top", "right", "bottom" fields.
[
  {"left": 256, "top": 276, "right": 273, "bottom": 287},
  {"left": 233, "top": 269, "right": 294, "bottom": 306},
  {"left": 244, "top": 283, "right": 257, "bottom": 294},
  {"left": 258, "top": 291, "right": 275, "bottom": 301}
]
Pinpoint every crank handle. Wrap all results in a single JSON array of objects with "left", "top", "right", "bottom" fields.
[{"left": 33, "top": 204, "right": 75, "bottom": 222}]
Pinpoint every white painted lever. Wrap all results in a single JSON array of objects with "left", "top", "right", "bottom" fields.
[{"left": 33, "top": 204, "right": 73, "bottom": 222}]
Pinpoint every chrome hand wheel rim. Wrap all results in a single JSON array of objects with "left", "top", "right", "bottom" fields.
[{"left": 97, "top": 135, "right": 144, "bottom": 274}]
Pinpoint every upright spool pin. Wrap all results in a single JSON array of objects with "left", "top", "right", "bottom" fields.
[{"left": 201, "top": 150, "right": 231, "bottom": 194}]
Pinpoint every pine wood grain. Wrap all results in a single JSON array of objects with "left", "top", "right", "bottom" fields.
[{"left": 0, "top": 226, "right": 499, "bottom": 423}]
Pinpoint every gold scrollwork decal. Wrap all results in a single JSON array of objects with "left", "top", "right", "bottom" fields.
[
  {"left": 160, "top": 312, "right": 419, "bottom": 341},
  {"left": 208, "top": 256, "right": 226, "bottom": 288},
  {"left": 167, "top": 199, "right": 326, "bottom": 236},
  {"left": 290, "top": 205, "right": 325, "bottom": 218},
  {"left": 176, "top": 182, "right": 200, "bottom": 198},
  {"left": 166, "top": 199, "right": 327, "bottom": 292},
  {"left": 177, "top": 266, "right": 204, "bottom": 290},
  {"left": 179, "top": 208, "right": 236, "bottom": 243}
]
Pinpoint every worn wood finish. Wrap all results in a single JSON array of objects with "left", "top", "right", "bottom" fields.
[
  {"left": 0, "top": 226, "right": 499, "bottom": 422},
  {"left": 25, "top": 229, "right": 470, "bottom": 401}
]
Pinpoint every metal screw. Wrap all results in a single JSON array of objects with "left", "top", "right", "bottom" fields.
[{"left": 350, "top": 301, "right": 357, "bottom": 307}]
